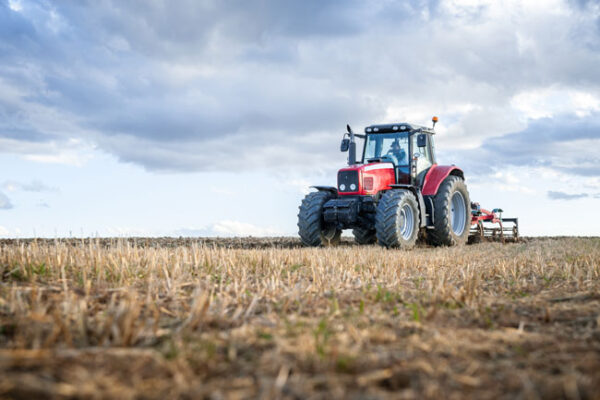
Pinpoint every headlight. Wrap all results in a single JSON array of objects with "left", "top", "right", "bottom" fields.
[
  {"left": 340, "top": 184, "right": 346, "bottom": 191},
  {"left": 350, "top": 183, "right": 356, "bottom": 191}
]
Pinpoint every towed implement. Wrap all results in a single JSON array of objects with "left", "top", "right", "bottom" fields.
[
  {"left": 298, "top": 117, "right": 518, "bottom": 248},
  {"left": 470, "top": 204, "right": 519, "bottom": 243}
]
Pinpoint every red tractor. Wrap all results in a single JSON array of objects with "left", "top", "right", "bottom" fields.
[{"left": 298, "top": 117, "right": 518, "bottom": 248}]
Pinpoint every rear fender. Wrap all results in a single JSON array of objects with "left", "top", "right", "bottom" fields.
[{"left": 421, "top": 165, "right": 464, "bottom": 196}]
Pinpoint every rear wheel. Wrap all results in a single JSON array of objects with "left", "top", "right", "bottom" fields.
[
  {"left": 375, "top": 189, "right": 419, "bottom": 249},
  {"left": 428, "top": 176, "right": 471, "bottom": 246},
  {"left": 352, "top": 227, "right": 377, "bottom": 245},
  {"left": 298, "top": 191, "right": 341, "bottom": 246}
]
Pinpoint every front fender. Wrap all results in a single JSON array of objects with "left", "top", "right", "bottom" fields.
[
  {"left": 311, "top": 185, "right": 338, "bottom": 195},
  {"left": 421, "top": 165, "right": 464, "bottom": 196}
]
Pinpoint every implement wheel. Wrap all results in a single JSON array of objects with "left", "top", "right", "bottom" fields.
[
  {"left": 468, "top": 221, "right": 484, "bottom": 244},
  {"left": 375, "top": 189, "right": 419, "bottom": 249},
  {"left": 428, "top": 176, "right": 471, "bottom": 246},
  {"left": 298, "top": 191, "right": 341, "bottom": 246}
]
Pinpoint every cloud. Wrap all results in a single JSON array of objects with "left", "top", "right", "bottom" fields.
[
  {"left": 448, "top": 113, "right": 600, "bottom": 178},
  {"left": 104, "top": 226, "right": 156, "bottom": 237},
  {"left": 0, "top": 0, "right": 599, "bottom": 176},
  {"left": 0, "top": 225, "right": 9, "bottom": 235},
  {"left": 175, "top": 220, "right": 282, "bottom": 237},
  {"left": 0, "top": 191, "right": 13, "bottom": 209},
  {"left": 547, "top": 191, "right": 589, "bottom": 200},
  {"left": 3, "top": 179, "right": 57, "bottom": 192}
]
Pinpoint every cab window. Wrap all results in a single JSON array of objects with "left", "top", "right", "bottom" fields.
[
  {"left": 411, "top": 134, "right": 433, "bottom": 174},
  {"left": 363, "top": 133, "right": 409, "bottom": 166}
]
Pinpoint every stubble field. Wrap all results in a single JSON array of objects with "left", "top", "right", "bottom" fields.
[{"left": 0, "top": 237, "right": 599, "bottom": 399}]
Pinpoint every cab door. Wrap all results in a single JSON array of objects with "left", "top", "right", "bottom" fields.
[{"left": 412, "top": 134, "right": 434, "bottom": 185}]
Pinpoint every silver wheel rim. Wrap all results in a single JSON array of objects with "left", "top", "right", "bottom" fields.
[
  {"left": 451, "top": 191, "right": 466, "bottom": 236},
  {"left": 399, "top": 204, "right": 414, "bottom": 240}
]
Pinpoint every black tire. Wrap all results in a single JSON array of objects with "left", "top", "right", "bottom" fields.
[
  {"left": 375, "top": 189, "right": 419, "bottom": 249},
  {"left": 298, "top": 191, "right": 341, "bottom": 246},
  {"left": 428, "top": 176, "right": 471, "bottom": 246},
  {"left": 352, "top": 228, "right": 377, "bottom": 245}
]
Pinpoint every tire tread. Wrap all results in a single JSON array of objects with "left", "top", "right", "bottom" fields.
[
  {"left": 428, "top": 176, "right": 471, "bottom": 246},
  {"left": 298, "top": 191, "right": 340, "bottom": 246},
  {"left": 375, "top": 190, "right": 419, "bottom": 249}
]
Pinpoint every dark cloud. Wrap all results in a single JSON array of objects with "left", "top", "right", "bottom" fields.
[
  {"left": 447, "top": 113, "right": 600, "bottom": 178},
  {"left": 0, "top": 0, "right": 599, "bottom": 173},
  {"left": 51, "top": 0, "right": 372, "bottom": 61},
  {"left": 547, "top": 191, "right": 589, "bottom": 200},
  {"left": 0, "top": 191, "right": 13, "bottom": 209}
]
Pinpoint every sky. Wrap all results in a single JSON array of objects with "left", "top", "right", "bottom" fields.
[{"left": 0, "top": 0, "right": 599, "bottom": 238}]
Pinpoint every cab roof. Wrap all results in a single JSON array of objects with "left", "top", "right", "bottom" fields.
[{"left": 364, "top": 123, "right": 435, "bottom": 134}]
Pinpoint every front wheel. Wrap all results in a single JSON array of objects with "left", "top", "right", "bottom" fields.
[
  {"left": 298, "top": 191, "right": 341, "bottom": 246},
  {"left": 428, "top": 176, "right": 471, "bottom": 246},
  {"left": 375, "top": 189, "right": 420, "bottom": 249}
]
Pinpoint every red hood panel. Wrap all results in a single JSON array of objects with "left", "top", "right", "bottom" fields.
[{"left": 338, "top": 163, "right": 396, "bottom": 196}]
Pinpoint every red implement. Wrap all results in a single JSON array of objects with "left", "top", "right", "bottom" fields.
[{"left": 470, "top": 203, "right": 519, "bottom": 243}]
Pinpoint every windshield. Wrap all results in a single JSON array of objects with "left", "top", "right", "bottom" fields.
[{"left": 363, "top": 132, "right": 409, "bottom": 165}]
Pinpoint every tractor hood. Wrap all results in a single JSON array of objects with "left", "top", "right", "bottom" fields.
[{"left": 337, "top": 162, "right": 396, "bottom": 196}]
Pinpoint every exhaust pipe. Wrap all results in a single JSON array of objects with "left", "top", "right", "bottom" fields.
[{"left": 347, "top": 124, "right": 356, "bottom": 165}]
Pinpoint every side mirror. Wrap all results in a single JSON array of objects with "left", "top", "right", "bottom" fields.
[
  {"left": 340, "top": 138, "right": 350, "bottom": 152},
  {"left": 417, "top": 134, "right": 427, "bottom": 148}
]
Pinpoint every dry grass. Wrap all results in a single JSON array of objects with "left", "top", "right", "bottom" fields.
[{"left": 0, "top": 237, "right": 599, "bottom": 399}]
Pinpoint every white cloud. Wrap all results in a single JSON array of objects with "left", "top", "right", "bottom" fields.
[
  {"left": 104, "top": 226, "right": 157, "bottom": 237},
  {"left": 470, "top": 170, "right": 536, "bottom": 195},
  {"left": 0, "top": 137, "right": 94, "bottom": 167},
  {"left": 0, "top": 226, "right": 10, "bottom": 236},
  {"left": 176, "top": 220, "right": 283, "bottom": 237},
  {"left": 8, "top": 0, "right": 22, "bottom": 12},
  {"left": 24, "top": 152, "right": 89, "bottom": 166},
  {"left": 212, "top": 220, "right": 282, "bottom": 236},
  {"left": 3, "top": 179, "right": 58, "bottom": 193},
  {"left": 511, "top": 87, "right": 600, "bottom": 120}
]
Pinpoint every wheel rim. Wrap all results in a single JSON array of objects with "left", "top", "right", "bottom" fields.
[
  {"left": 451, "top": 191, "right": 466, "bottom": 236},
  {"left": 399, "top": 204, "right": 414, "bottom": 240}
]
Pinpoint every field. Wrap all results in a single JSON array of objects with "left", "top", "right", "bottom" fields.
[{"left": 0, "top": 237, "right": 599, "bottom": 399}]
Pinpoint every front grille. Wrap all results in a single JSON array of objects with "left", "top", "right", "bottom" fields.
[{"left": 338, "top": 170, "right": 359, "bottom": 192}]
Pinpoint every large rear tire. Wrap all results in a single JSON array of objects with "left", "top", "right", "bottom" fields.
[
  {"left": 352, "top": 228, "right": 377, "bottom": 245},
  {"left": 428, "top": 176, "right": 471, "bottom": 246},
  {"left": 298, "top": 191, "right": 341, "bottom": 246},
  {"left": 375, "top": 189, "right": 419, "bottom": 249}
]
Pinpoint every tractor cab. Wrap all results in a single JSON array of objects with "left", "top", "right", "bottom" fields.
[{"left": 361, "top": 123, "right": 436, "bottom": 186}]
